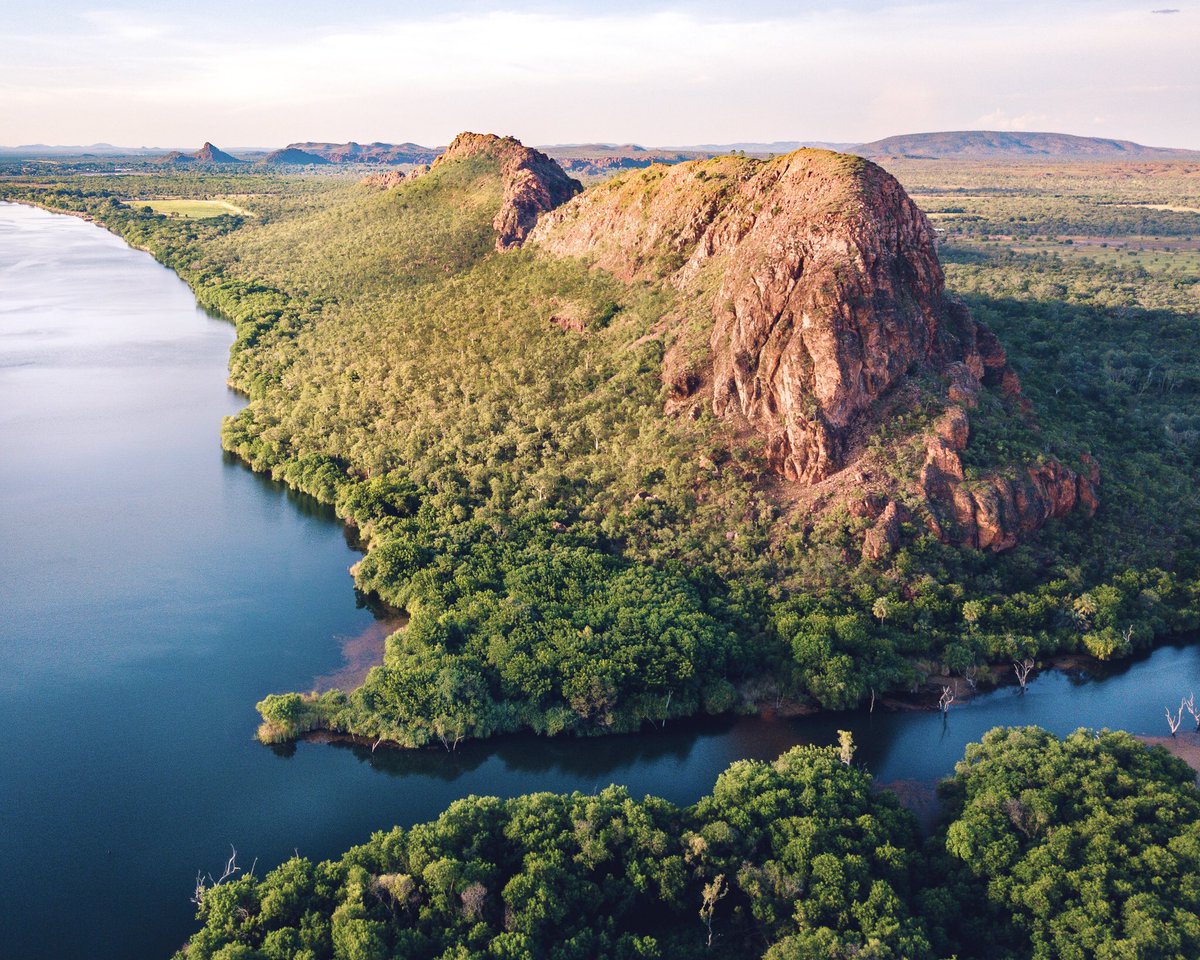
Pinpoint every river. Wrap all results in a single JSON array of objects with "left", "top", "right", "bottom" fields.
[{"left": 0, "top": 201, "right": 1196, "bottom": 960}]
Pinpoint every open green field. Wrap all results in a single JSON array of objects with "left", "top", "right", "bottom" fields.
[{"left": 123, "top": 197, "right": 248, "bottom": 218}]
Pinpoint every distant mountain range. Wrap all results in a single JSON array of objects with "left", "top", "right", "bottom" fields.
[
  {"left": 0, "top": 142, "right": 168, "bottom": 156},
  {"left": 854, "top": 130, "right": 1200, "bottom": 160},
  {"left": 665, "top": 140, "right": 860, "bottom": 153},
  {"left": 3, "top": 132, "right": 1198, "bottom": 165},
  {"left": 284, "top": 141, "right": 440, "bottom": 164}
]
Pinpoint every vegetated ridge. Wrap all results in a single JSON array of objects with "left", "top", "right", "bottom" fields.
[
  {"left": 857, "top": 130, "right": 1200, "bottom": 160},
  {"left": 365, "top": 132, "right": 582, "bottom": 249},
  {"left": 260, "top": 147, "right": 332, "bottom": 166}
]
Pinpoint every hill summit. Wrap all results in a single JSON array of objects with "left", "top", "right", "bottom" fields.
[
  {"left": 261, "top": 147, "right": 331, "bottom": 165},
  {"left": 366, "top": 132, "right": 582, "bottom": 249},
  {"left": 856, "top": 130, "right": 1199, "bottom": 160},
  {"left": 160, "top": 141, "right": 243, "bottom": 165}
]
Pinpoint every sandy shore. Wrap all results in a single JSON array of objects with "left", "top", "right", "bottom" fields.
[{"left": 1138, "top": 731, "right": 1200, "bottom": 778}]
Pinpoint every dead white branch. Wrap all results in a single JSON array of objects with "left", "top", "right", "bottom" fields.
[
  {"left": 1013, "top": 658, "right": 1035, "bottom": 693},
  {"left": 1167, "top": 700, "right": 1185, "bottom": 737},
  {"left": 192, "top": 844, "right": 244, "bottom": 907},
  {"left": 1184, "top": 692, "right": 1198, "bottom": 730}
]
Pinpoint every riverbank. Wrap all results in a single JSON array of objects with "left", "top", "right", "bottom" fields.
[
  {"left": 6, "top": 195, "right": 1199, "bottom": 759},
  {"left": 271, "top": 644, "right": 1179, "bottom": 756},
  {"left": 1139, "top": 731, "right": 1200, "bottom": 778}
]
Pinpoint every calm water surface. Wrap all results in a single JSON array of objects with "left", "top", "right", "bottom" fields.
[{"left": 0, "top": 202, "right": 1196, "bottom": 960}]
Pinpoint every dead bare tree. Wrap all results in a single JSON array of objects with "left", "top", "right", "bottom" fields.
[
  {"left": 192, "top": 845, "right": 254, "bottom": 907},
  {"left": 699, "top": 874, "right": 728, "bottom": 949},
  {"left": 436, "top": 730, "right": 464, "bottom": 752},
  {"left": 959, "top": 664, "right": 979, "bottom": 693},
  {"left": 1184, "top": 692, "right": 1199, "bottom": 731},
  {"left": 938, "top": 685, "right": 956, "bottom": 716},
  {"left": 1167, "top": 700, "right": 1185, "bottom": 737},
  {"left": 1013, "top": 658, "right": 1035, "bottom": 694},
  {"left": 460, "top": 881, "right": 488, "bottom": 921}
]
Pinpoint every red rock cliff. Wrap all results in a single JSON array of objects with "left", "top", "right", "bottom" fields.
[{"left": 531, "top": 149, "right": 1096, "bottom": 550}]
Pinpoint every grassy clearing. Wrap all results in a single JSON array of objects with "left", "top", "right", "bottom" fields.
[{"left": 123, "top": 197, "right": 249, "bottom": 218}]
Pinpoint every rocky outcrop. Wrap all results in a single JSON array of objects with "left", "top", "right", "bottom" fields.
[
  {"left": 193, "top": 142, "right": 242, "bottom": 164},
  {"left": 367, "top": 133, "right": 581, "bottom": 250},
  {"left": 919, "top": 407, "right": 1099, "bottom": 551},
  {"left": 160, "top": 142, "right": 243, "bottom": 165},
  {"left": 862, "top": 502, "right": 903, "bottom": 561},
  {"left": 532, "top": 148, "right": 1097, "bottom": 551},
  {"left": 532, "top": 150, "right": 1014, "bottom": 482},
  {"left": 360, "top": 165, "right": 427, "bottom": 188}
]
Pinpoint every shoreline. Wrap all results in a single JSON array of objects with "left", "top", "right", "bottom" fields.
[
  {"left": 5, "top": 200, "right": 1196, "bottom": 761},
  {"left": 281, "top": 645, "right": 1183, "bottom": 755},
  {"left": 1137, "top": 731, "right": 1200, "bottom": 778}
]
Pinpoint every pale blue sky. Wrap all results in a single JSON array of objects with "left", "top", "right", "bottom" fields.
[{"left": 2, "top": 1, "right": 1197, "bottom": 148}]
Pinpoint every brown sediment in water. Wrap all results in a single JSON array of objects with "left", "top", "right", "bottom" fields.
[
  {"left": 874, "top": 778, "right": 943, "bottom": 835},
  {"left": 313, "top": 614, "right": 408, "bottom": 692}
]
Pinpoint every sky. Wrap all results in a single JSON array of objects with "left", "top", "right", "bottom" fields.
[{"left": 1, "top": 0, "right": 1197, "bottom": 149}]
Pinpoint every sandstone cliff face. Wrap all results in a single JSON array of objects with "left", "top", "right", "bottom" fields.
[
  {"left": 365, "top": 133, "right": 581, "bottom": 250},
  {"left": 920, "top": 411, "right": 1099, "bottom": 551},
  {"left": 531, "top": 149, "right": 1096, "bottom": 551}
]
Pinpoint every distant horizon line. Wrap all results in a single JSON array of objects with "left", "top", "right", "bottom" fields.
[{"left": 3, "top": 129, "right": 1199, "bottom": 155}]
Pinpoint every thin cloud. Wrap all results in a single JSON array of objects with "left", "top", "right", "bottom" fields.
[{"left": 972, "top": 110, "right": 1055, "bottom": 131}]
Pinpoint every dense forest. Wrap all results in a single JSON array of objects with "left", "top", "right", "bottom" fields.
[
  {"left": 1, "top": 152, "right": 1198, "bottom": 749},
  {"left": 175, "top": 728, "right": 1200, "bottom": 960}
]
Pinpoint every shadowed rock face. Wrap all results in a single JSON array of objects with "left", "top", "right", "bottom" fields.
[{"left": 532, "top": 149, "right": 1097, "bottom": 550}]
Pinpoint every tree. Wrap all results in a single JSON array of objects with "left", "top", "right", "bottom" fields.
[
  {"left": 699, "top": 873, "right": 727, "bottom": 948},
  {"left": 939, "top": 726, "right": 1200, "bottom": 960}
]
